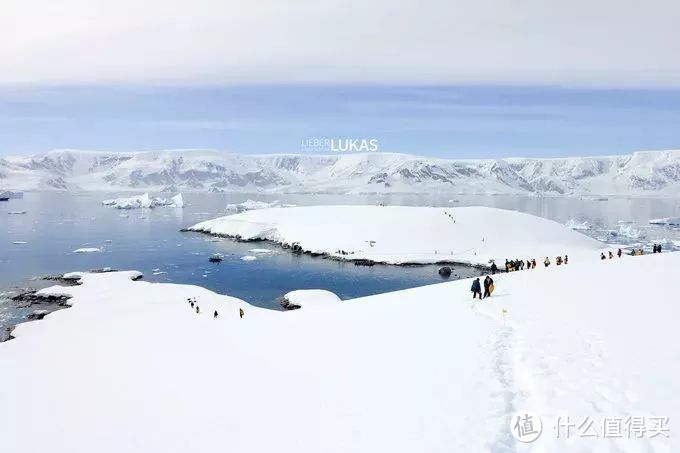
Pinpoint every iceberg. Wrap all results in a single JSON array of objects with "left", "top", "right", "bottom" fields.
[
  {"left": 101, "top": 193, "right": 184, "bottom": 209},
  {"left": 564, "top": 218, "right": 591, "bottom": 230},
  {"left": 73, "top": 247, "right": 101, "bottom": 253},
  {"left": 649, "top": 216, "right": 680, "bottom": 226},
  {"left": 225, "top": 199, "right": 279, "bottom": 213},
  {"left": 0, "top": 191, "right": 23, "bottom": 199}
]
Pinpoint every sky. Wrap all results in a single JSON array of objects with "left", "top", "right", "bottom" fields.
[{"left": 2, "top": 0, "right": 680, "bottom": 158}]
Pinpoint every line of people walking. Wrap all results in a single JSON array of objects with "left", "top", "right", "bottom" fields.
[{"left": 186, "top": 297, "right": 245, "bottom": 319}]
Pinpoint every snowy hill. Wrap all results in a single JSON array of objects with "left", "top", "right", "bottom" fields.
[
  {"left": 3, "top": 148, "right": 680, "bottom": 195},
  {"left": 189, "top": 206, "right": 608, "bottom": 266},
  {"left": 1, "top": 253, "right": 676, "bottom": 452}
]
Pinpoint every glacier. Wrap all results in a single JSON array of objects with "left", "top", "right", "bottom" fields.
[{"left": 3, "top": 148, "right": 680, "bottom": 196}]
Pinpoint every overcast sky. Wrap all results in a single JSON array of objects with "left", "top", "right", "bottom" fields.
[{"left": 2, "top": 0, "right": 680, "bottom": 157}]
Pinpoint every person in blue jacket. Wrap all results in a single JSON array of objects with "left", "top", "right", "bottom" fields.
[{"left": 471, "top": 278, "right": 482, "bottom": 299}]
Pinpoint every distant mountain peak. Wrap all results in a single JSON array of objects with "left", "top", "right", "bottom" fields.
[{"left": 2, "top": 149, "right": 680, "bottom": 195}]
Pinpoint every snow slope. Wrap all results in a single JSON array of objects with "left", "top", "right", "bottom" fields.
[
  {"left": 0, "top": 255, "right": 676, "bottom": 452},
  {"left": 189, "top": 206, "right": 609, "bottom": 266},
  {"left": 3, "top": 148, "right": 680, "bottom": 195}
]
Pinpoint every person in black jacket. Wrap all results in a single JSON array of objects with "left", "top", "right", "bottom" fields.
[
  {"left": 471, "top": 278, "right": 482, "bottom": 299},
  {"left": 490, "top": 261, "right": 498, "bottom": 275},
  {"left": 483, "top": 276, "right": 494, "bottom": 299}
]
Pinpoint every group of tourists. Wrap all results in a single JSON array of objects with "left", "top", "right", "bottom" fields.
[
  {"left": 602, "top": 245, "right": 662, "bottom": 259},
  {"left": 493, "top": 255, "right": 572, "bottom": 273},
  {"left": 470, "top": 275, "right": 494, "bottom": 299},
  {"left": 601, "top": 251, "right": 616, "bottom": 260},
  {"left": 186, "top": 297, "right": 245, "bottom": 319},
  {"left": 443, "top": 210, "right": 456, "bottom": 224},
  {"left": 503, "top": 258, "right": 538, "bottom": 272},
  {"left": 543, "top": 255, "right": 568, "bottom": 267}
]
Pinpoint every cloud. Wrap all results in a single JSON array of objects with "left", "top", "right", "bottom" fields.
[{"left": 1, "top": 0, "right": 679, "bottom": 87}]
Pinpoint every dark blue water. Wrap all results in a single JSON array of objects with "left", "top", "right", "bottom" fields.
[{"left": 3, "top": 192, "right": 680, "bottom": 335}]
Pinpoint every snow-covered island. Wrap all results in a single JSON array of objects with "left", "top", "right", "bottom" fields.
[
  {"left": 0, "top": 251, "right": 676, "bottom": 452},
  {"left": 102, "top": 192, "right": 184, "bottom": 209},
  {"left": 188, "top": 205, "right": 610, "bottom": 266}
]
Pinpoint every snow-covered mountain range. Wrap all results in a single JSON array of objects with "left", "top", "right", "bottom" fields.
[{"left": 2, "top": 148, "right": 680, "bottom": 195}]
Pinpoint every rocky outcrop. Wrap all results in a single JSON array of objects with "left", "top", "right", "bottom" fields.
[
  {"left": 11, "top": 290, "right": 71, "bottom": 305},
  {"left": 438, "top": 266, "right": 452, "bottom": 277}
]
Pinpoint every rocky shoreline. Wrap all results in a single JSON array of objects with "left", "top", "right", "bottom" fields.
[
  {"left": 181, "top": 228, "right": 492, "bottom": 271},
  {"left": 1, "top": 269, "right": 142, "bottom": 343}
]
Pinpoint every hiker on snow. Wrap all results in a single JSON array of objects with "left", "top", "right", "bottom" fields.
[
  {"left": 609, "top": 251, "right": 614, "bottom": 259},
  {"left": 483, "top": 276, "right": 494, "bottom": 299},
  {"left": 532, "top": 258, "right": 537, "bottom": 268},
  {"left": 601, "top": 252, "right": 606, "bottom": 260},
  {"left": 617, "top": 248, "right": 622, "bottom": 258},
  {"left": 214, "top": 310, "right": 219, "bottom": 318},
  {"left": 544, "top": 257, "right": 550, "bottom": 267},
  {"left": 556, "top": 256, "right": 562, "bottom": 266},
  {"left": 196, "top": 305, "right": 200, "bottom": 314},
  {"left": 239, "top": 308, "right": 245, "bottom": 318},
  {"left": 471, "top": 278, "right": 482, "bottom": 299},
  {"left": 564, "top": 255, "right": 568, "bottom": 264},
  {"left": 490, "top": 261, "right": 498, "bottom": 275}
]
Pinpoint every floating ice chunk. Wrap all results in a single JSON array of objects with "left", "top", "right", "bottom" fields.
[
  {"left": 226, "top": 199, "right": 279, "bottom": 213},
  {"left": 103, "top": 193, "right": 184, "bottom": 209},
  {"left": 564, "top": 219, "right": 591, "bottom": 230},
  {"left": 0, "top": 191, "right": 23, "bottom": 199},
  {"left": 12, "top": 241, "right": 27, "bottom": 244},
  {"left": 73, "top": 247, "right": 102, "bottom": 253},
  {"left": 240, "top": 255, "right": 257, "bottom": 261},
  {"left": 171, "top": 193, "right": 184, "bottom": 208},
  {"left": 649, "top": 216, "right": 680, "bottom": 226},
  {"left": 248, "top": 248, "right": 273, "bottom": 253},
  {"left": 617, "top": 225, "right": 644, "bottom": 239}
]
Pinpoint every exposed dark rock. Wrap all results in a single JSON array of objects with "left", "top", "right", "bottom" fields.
[
  {"left": 1, "top": 326, "right": 15, "bottom": 342},
  {"left": 278, "top": 296, "right": 301, "bottom": 311},
  {"left": 43, "top": 275, "right": 82, "bottom": 286},
  {"left": 438, "top": 266, "right": 452, "bottom": 277},
  {"left": 90, "top": 267, "right": 118, "bottom": 274},
  {"left": 27, "top": 310, "right": 50, "bottom": 320},
  {"left": 11, "top": 290, "right": 71, "bottom": 304}
]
